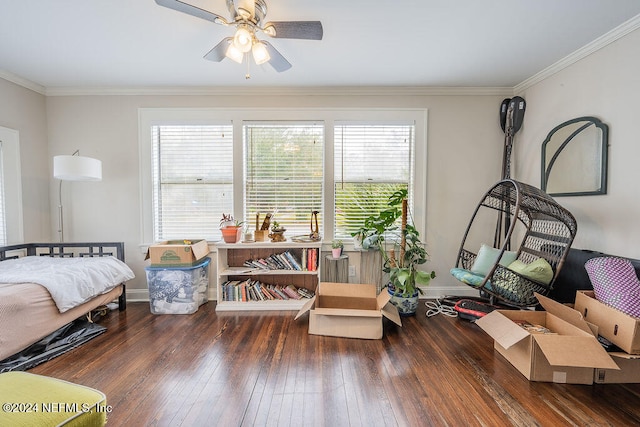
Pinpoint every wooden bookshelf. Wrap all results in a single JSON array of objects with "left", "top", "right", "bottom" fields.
[{"left": 215, "top": 240, "right": 322, "bottom": 311}]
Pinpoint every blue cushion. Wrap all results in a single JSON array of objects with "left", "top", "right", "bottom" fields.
[
  {"left": 470, "top": 244, "right": 517, "bottom": 276},
  {"left": 450, "top": 268, "right": 488, "bottom": 288}
]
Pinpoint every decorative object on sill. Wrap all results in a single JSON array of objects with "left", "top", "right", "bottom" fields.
[
  {"left": 269, "top": 221, "right": 286, "bottom": 242},
  {"left": 220, "top": 214, "right": 244, "bottom": 243},
  {"left": 253, "top": 212, "right": 271, "bottom": 242},
  {"left": 53, "top": 150, "right": 102, "bottom": 242},
  {"left": 154, "top": 0, "right": 323, "bottom": 79},
  {"left": 309, "top": 210, "right": 321, "bottom": 241}
]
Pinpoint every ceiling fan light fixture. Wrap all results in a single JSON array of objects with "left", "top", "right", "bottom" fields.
[
  {"left": 225, "top": 43, "right": 244, "bottom": 63},
  {"left": 252, "top": 41, "right": 270, "bottom": 65},
  {"left": 233, "top": 27, "right": 253, "bottom": 53}
]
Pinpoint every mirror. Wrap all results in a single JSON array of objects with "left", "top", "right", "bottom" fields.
[{"left": 541, "top": 116, "right": 608, "bottom": 196}]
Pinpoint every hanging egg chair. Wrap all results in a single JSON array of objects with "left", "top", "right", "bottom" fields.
[{"left": 451, "top": 179, "right": 577, "bottom": 307}]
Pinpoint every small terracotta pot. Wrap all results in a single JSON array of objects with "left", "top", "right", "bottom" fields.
[{"left": 221, "top": 226, "right": 242, "bottom": 243}]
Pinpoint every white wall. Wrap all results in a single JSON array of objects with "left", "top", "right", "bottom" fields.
[
  {"left": 5, "top": 26, "right": 640, "bottom": 301},
  {"left": 0, "top": 79, "right": 49, "bottom": 242},
  {"left": 516, "top": 27, "right": 640, "bottom": 259},
  {"left": 43, "top": 92, "right": 508, "bottom": 298},
  {"left": 9, "top": 26, "right": 639, "bottom": 299}
]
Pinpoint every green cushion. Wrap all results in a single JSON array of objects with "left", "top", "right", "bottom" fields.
[
  {"left": 470, "top": 244, "right": 517, "bottom": 276},
  {"left": 0, "top": 372, "right": 107, "bottom": 427},
  {"left": 507, "top": 258, "right": 554, "bottom": 285}
]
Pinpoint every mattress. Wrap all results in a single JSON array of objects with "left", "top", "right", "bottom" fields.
[{"left": 0, "top": 282, "right": 122, "bottom": 361}]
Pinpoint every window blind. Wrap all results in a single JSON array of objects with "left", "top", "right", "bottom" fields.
[
  {"left": 244, "top": 122, "right": 324, "bottom": 236},
  {"left": 152, "top": 125, "right": 233, "bottom": 241},
  {"left": 334, "top": 123, "right": 415, "bottom": 240}
]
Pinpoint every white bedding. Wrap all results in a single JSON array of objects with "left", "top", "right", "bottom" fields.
[{"left": 0, "top": 256, "right": 134, "bottom": 313}]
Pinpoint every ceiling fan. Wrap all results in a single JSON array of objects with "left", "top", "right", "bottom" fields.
[{"left": 155, "top": 0, "right": 323, "bottom": 75}]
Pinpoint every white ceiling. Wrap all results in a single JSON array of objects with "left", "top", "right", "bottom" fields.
[{"left": 1, "top": 0, "right": 640, "bottom": 92}]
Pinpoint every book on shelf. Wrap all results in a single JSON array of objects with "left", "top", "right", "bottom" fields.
[
  {"left": 303, "top": 248, "right": 318, "bottom": 272},
  {"left": 241, "top": 250, "right": 303, "bottom": 272},
  {"left": 220, "top": 279, "right": 314, "bottom": 302}
]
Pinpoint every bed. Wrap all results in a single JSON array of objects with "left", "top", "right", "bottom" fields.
[{"left": 0, "top": 242, "right": 132, "bottom": 361}]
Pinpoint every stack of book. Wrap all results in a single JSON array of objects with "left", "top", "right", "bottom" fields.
[
  {"left": 221, "top": 279, "right": 315, "bottom": 302},
  {"left": 243, "top": 250, "right": 313, "bottom": 271}
]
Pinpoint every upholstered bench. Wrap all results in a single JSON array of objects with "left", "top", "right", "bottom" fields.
[{"left": 0, "top": 371, "right": 108, "bottom": 426}]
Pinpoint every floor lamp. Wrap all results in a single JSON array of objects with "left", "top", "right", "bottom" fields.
[{"left": 53, "top": 151, "right": 102, "bottom": 242}]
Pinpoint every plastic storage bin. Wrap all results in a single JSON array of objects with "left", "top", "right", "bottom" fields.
[{"left": 145, "top": 257, "right": 210, "bottom": 314}]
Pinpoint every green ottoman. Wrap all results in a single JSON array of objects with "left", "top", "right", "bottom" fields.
[{"left": 0, "top": 372, "right": 108, "bottom": 426}]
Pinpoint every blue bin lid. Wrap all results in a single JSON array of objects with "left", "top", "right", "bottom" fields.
[{"left": 145, "top": 256, "right": 210, "bottom": 271}]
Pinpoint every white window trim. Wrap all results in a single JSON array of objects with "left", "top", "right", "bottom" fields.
[
  {"left": 139, "top": 108, "right": 428, "bottom": 246},
  {"left": 0, "top": 126, "right": 24, "bottom": 245}
]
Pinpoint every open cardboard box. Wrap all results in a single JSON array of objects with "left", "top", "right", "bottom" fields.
[
  {"left": 145, "top": 239, "right": 210, "bottom": 267},
  {"left": 574, "top": 290, "right": 640, "bottom": 355},
  {"left": 476, "top": 293, "right": 619, "bottom": 384},
  {"left": 595, "top": 352, "right": 640, "bottom": 383},
  {"left": 295, "top": 282, "right": 402, "bottom": 339}
]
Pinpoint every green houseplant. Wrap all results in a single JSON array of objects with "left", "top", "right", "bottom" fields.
[
  {"left": 353, "top": 189, "right": 435, "bottom": 315},
  {"left": 331, "top": 240, "right": 343, "bottom": 258}
]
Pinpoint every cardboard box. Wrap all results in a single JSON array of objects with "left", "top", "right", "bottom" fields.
[
  {"left": 294, "top": 282, "right": 402, "bottom": 339},
  {"left": 476, "top": 293, "right": 619, "bottom": 384},
  {"left": 574, "top": 290, "right": 640, "bottom": 354},
  {"left": 595, "top": 352, "right": 640, "bottom": 383},
  {"left": 145, "top": 239, "right": 209, "bottom": 267}
]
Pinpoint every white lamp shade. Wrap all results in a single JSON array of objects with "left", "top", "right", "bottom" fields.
[
  {"left": 232, "top": 27, "right": 253, "bottom": 53},
  {"left": 53, "top": 155, "right": 102, "bottom": 181},
  {"left": 252, "top": 41, "right": 270, "bottom": 65},
  {"left": 225, "top": 43, "right": 244, "bottom": 63}
]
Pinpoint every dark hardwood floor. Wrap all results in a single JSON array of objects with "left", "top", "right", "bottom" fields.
[{"left": 31, "top": 301, "right": 640, "bottom": 426}]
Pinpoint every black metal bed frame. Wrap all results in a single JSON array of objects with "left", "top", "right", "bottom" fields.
[{"left": 0, "top": 242, "right": 127, "bottom": 310}]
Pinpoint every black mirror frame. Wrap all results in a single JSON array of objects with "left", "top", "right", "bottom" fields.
[{"left": 541, "top": 116, "right": 609, "bottom": 197}]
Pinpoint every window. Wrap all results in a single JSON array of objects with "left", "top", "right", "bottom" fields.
[
  {"left": 333, "top": 123, "right": 414, "bottom": 240},
  {"left": 151, "top": 124, "right": 233, "bottom": 241},
  {"left": 244, "top": 122, "right": 324, "bottom": 236},
  {"left": 140, "top": 108, "right": 427, "bottom": 245}
]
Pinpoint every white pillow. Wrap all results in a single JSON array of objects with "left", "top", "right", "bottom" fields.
[{"left": 471, "top": 244, "right": 517, "bottom": 276}]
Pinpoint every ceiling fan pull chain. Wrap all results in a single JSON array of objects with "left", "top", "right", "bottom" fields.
[{"left": 245, "top": 52, "right": 251, "bottom": 79}]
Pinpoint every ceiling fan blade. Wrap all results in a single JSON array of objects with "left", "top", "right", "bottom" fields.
[
  {"left": 155, "top": 0, "right": 228, "bottom": 25},
  {"left": 262, "top": 41, "right": 292, "bottom": 72},
  {"left": 204, "top": 38, "right": 232, "bottom": 62},
  {"left": 263, "top": 21, "right": 323, "bottom": 40}
]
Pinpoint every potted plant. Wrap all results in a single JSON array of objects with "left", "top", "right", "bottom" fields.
[
  {"left": 220, "top": 214, "right": 244, "bottom": 243},
  {"left": 356, "top": 189, "right": 435, "bottom": 316},
  {"left": 331, "top": 240, "right": 343, "bottom": 258}
]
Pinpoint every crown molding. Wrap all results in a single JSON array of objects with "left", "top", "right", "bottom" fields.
[
  {"left": 43, "top": 85, "right": 513, "bottom": 97},
  {"left": 0, "top": 70, "right": 46, "bottom": 95},
  {"left": 514, "top": 13, "right": 640, "bottom": 94}
]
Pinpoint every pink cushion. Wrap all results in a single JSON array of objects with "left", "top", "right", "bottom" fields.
[{"left": 585, "top": 257, "right": 640, "bottom": 318}]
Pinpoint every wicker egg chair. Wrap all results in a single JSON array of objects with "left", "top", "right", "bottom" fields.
[{"left": 451, "top": 179, "right": 577, "bottom": 307}]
